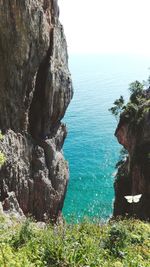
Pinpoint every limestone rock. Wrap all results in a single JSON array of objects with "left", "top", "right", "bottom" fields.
[
  {"left": 113, "top": 95, "right": 150, "bottom": 220},
  {"left": 2, "top": 191, "right": 24, "bottom": 217},
  {"left": 0, "top": 0, "right": 73, "bottom": 221}
]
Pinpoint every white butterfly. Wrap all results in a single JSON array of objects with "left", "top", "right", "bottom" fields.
[{"left": 124, "top": 194, "right": 142, "bottom": 203}]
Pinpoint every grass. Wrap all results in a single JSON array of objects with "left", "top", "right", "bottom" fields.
[{"left": 0, "top": 215, "right": 150, "bottom": 267}]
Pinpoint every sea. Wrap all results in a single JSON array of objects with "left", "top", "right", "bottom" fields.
[{"left": 62, "top": 53, "right": 150, "bottom": 222}]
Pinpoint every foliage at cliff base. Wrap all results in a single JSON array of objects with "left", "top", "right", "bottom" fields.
[{"left": 0, "top": 216, "right": 150, "bottom": 267}]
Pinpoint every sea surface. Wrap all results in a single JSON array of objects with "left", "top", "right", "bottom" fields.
[{"left": 62, "top": 54, "right": 150, "bottom": 222}]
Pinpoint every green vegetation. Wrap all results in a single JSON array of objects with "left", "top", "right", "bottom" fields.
[
  {"left": 108, "top": 95, "right": 125, "bottom": 120},
  {"left": 0, "top": 131, "right": 5, "bottom": 166},
  {"left": 0, "top": 151, "right": 5, "bottom": 166},
  {"left": 128, "top": 80, "right": 144, "bottom": 104},
  {"left": 109, "top": 77, "right": 150, "bottom": 124},
  {"left": 0, "top": 216, "right": 149, "bottom": 267}
]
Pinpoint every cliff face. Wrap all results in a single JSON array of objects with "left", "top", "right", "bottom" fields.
[
  {"left": 0, "top": 0, "right": 73, "bottom": 221},
  {"left": 113, "top": 91, "right": 150, "bottom": 220}
]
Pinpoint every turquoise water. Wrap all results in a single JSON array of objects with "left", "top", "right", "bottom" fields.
[{"left": 62, "top": 54, "right": 150, "bottom": 221}]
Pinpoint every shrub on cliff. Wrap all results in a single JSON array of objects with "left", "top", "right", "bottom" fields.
[
  {"left": 129, "top": 80, "right": 144, "bottom": 104},
  {"left": 109, "top": 96, "right": 125, "bottom": 120},
  {"left": 109, "top": 78, "right": 149, "bottom": 121}
]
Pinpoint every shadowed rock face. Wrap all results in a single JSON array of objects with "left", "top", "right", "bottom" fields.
[
  {"left": 0, "top": 0, "right": 73, "bottom": 221},
  {"left": 113, "top": 102, "right": 150, "bottom": 220}
]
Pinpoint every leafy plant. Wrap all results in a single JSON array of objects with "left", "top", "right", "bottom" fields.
[
  {"left": 123, "top": 102, "right": 139, "bottom": 120},
  {"left": 11, "top": 219, "right": 35, "bottom": 249},
  {"left": 0, "top": 217, "right": 149, "bottom": 266},
  {"left": 103, "top": 223, "right": 128, "bottom": 257},
  {"left": 109, "top": 77, "right": 148, "bottom": 122},
  {"left": 109, "top": 95, "right": 125, "bottom": 120},
  {"left": 129, "top": 80, "right": 144, "bottom": 95}
]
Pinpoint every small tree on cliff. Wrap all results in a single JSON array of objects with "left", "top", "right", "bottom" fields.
[
  {"left": 129, "top": 80, "right": 144, "bottom": 104},
  {"left": 109, "top": 95, "right": 125, "bottom": 120}
]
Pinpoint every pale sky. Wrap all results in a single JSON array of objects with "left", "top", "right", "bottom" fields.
[{"left": 58, "top": 0, "right": 150, "bottom": 55}]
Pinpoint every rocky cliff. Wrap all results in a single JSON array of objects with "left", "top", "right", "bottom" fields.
[
  {"left": 0, "top": 0, "right": 73, "bottom": 221},
  {"left": 113, "top": 87, "right": 150, "bottom": 220}
]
